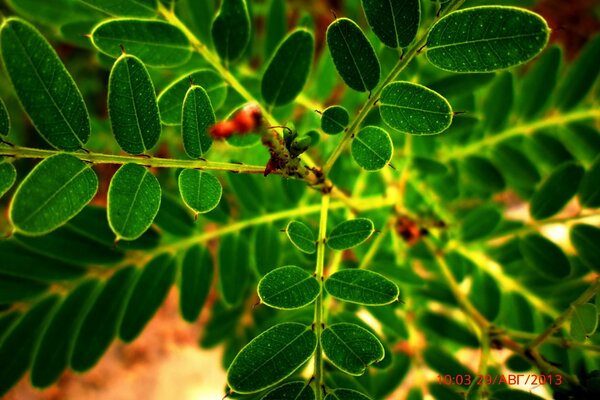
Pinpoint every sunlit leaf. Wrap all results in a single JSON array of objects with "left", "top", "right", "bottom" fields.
[
  {"left": 426, "top": 6, "right": 549, "bottom": 72},
  {"left": 0, "top": 162, "right": 16, "bottom": 199},
  {"left": 227, "top": 322, "right": 317, "bottom": 393},
  {"left": 362, "top": 0, "right": 420, "bottom": 48},
  {"left": 30, "top": 279, "right": 99, "bottom": 388},
  {"left": 71, "top": 266, "right": 138, "bottom": 371},
  {"left": 178, "top": 169, "right": 222, "bottom": 214},
  {"left": 0, "top": 18, "right": 90, "bottom": 150},
  {"left": 182, "top": 85, "right": 215, "bottom": 158},
  {"left": 81, "top": 0, "right": 157, "bottom": 17},
  {"left": 519, "top": 234, "right": 571, "bottom": 280},
  {"left": 10, "top": 154, "right": 98, "bottom": 236},
  {"left": 321, "top": 322, "right": 384, "bottom": 375},
  {"left": 321, "top": 105, "right": 349, "bottom": 135},
  {"left": 570, "top": 224, "right": 600, "bottom": 273},
  {"left": 327, "top": 18, "right": 380, "bottom": 92},
  {"left": 286, "top": 220, "right": 316, "bottom": 254},
  {"left": 261, "top": 381, "right": 315, "bottom": 400},
  {"left": 180, "top": 245, "right": 213, "bottom": 322},
  {"left": 258, "top": 265, "right": 319, "bottom": 309},
  {"left": 379, "top": 82, "right": 453, "bottom": 135},
  {"left": 351, "top": 126, "right": 393, "bottom": 171},
  {"left": 211, "top": 0, "right": 250, "bottom": 63},
  {"left": 325, "top": 269, "right": 399, "bottom": 305},
  {"left": 262, "top": 29, "right": 314, "bottom": 107},
  {"left": 157, "top": 70, "right": 227, "bottom": 125},
  {"left": 91, "top": 19, "right": 191, "bottom": 67},
  {"left": 108, "top": 163, "right": 161, "bottom": 240},
  {"left": 219, "top": 233, "right": 250, "bottom": 306},
  {"left": 530, "top": 162, "right": 584, "bottom": 220},
  {"left": 327, "top": 218, "right": 374, "bottom": 251}
]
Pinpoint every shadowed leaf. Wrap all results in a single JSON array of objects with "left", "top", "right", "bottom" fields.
[
  {"left": 362, "top": 0, "right": 420, "bottom": 48},
  {"left": 211, "top": 0, "right": 250, "bottom": 63},
  {"left": 180, "top": 245, "right": 213, "bottom": 322}
]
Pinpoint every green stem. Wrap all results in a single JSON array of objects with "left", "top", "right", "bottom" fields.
[
  {"left": 321, "top": 0, "right": 466, "bottom": 175},
  {"left": 466, "top": 330, "right": 491, "bottom": 399},
  {"left": 313, "top": 193, "right": 330, "bottom": 399},
  {"left": 506, "top": 329, "right": 600, "bottom": 352},
  {"left": 0, "top": 145, "right": 266, "bottom": 173}
]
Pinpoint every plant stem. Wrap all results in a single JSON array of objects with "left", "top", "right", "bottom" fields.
[
  {"left": 321, "top": 0, "right": 466, "bottom": 175},
  {"left": 313, "top": 193, "right": 330, "bottom": 399},
  {"left": 506, "top": 329, "right": 600, "bottom": 352},
  {"left": 0, "top": 145, "right": 266, "bottom": 173},
  {"left": 529, "top": 278, "right": 600, "bottom": 349}
]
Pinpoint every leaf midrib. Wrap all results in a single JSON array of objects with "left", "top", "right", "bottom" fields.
[{"left": 428, "top": 31, "right": 543, "bottom": 51}]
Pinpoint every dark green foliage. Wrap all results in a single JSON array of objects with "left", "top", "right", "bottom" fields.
[
  {"left": 182, "top": 85, "right": 216, "bottom": 158},
  {"left": 180, "top": 245, "right": 213, "bottom": 322},
  {"left": 362, "top": 0, "right": 420, "bottom": 48},
  {"left": 212, "top": 0, "right": 251, "bottom": 63},
  {"left": 529, "top": 162, "right": 584, "bottom": 220},
  {"left": 258, "top": 265, "right": 320, "bottom": 309},
  {"left": 324, "top": 269, "right": 399, "bottom": 305},
  {"left": 570, "top": 225, "right": 600, "bottom": 273},
  {"left": 0, "top": 98, "right": 9, "bottom": 136},
  {"left": 519, "top": 234, "right": 571, "bottom": 280},
  {"left": 219, "top": 233, "right": 251, "bottom": 306},
  {"left": 321, "top": 106, "right": 350, "bottom": 135}
]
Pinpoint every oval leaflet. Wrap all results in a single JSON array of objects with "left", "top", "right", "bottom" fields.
[{"left": 258, "top": 265, "right": 320, "bottom": 309}]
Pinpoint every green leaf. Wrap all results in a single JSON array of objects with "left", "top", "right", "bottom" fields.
[
  {"left": 579, "top": 155, "right": 600, "bottom": 208},
  {"left": 211, "top": 0, "right": 251, "bottom": 63},
  {"left": 426, "top": 6, "right": 549, "bottom": 72},
  {"left": 120, "top": 253, "right": 176, "bottom": 342},
  {"left": 108, "top": 54, "right": 161, "bottom": 154},
  {"left": 423, "top": 346, "right": 473, "bottom": 377},
  {"left": 0, "top": 295, "right": 59, "bottom": 396},
  {"left": 178, "top": 169, "right": 222, "bottom": 214},
  {"left": 262, "top": 381, "right": 315, "bottom": 400},
  {"left": 321, "top": 322, "right": 384, "bottom": 375},
  {"left": 0, "top": 275, "right": 47, "bottom": 304},
  {"left": 258, "top": 265, "right": 320, "bottom": 309},
  {"left": 10, "top": 154, "right": 98, "bottom": 236},
  {"left": 7, "top": 0, "right": 101, "bottom": 26},
  {"left": 411, "top": 157, "right": 448, "bottom": 175},
  {"left": 264, "top": 0, "right": 287, "bottom": 58},
  {"left": 351, "top": 126, "right": 393, "bottom": 171},
  {"left": 327, "top": 18, "right": 380, "bottom": 92},
  {"left": 0, "top": 241, "right": 84, "bottom": 282},
  {"left": 519, "top": 234, "right": 571, "bottom": 280},
  {"left": 461, "top": 156, "right": 505, "bottom": 192},
  {"left": 30, "top": 279, "right": 99, "bottom": 388},
  {"left": 570, "top": 224, "right": 600, "bottom": 273},
  {"left": 530, "top": 162, "right": 584, "bottom": 220},
  {"left": 180, "top": 245, "right": 213, "bottom": 322},
  {"left": 286, "top": 220, "right": 316, "bottom": 254},
  {"left": 420, "top": 311, "right": 479, "bottom": 347},
  {"left": 0, "top": 18, "right": 90, "bottom": 150},
  {"left": 460, "top": 206, "right": 502, "bottom": 242},
  {"left": 517, "top": 46, "right": 561, "bottom": 120},
  {"left": 427, "top": 73, "right": 495, "bottom": 99},
  {"left": 91, "top": 19, "right": 191, "bottom": 67},
  {"left": 262, "top": 29, "right": 314, "bottom": 107},
  {"left": 324, "top": 389, "right": 372, "bottom": 400},
  {"left": 219, "top": 233, "right": 250, "bottom": 306},
  {"left": 468, "top": 270, "right": 501, "bottom": 321},
  {"left": 0, "top": 162, "right": 16, "bottom": 199},
  {"left": 492, "top": 144, "right": 540, "bottom": 188},
  {"left": 182, "top": 85, "right": 216, "bottom": 158},
  {"left": 327, "top": 218, "right": 374, "bottom": 251},
  {"left": 0, "top": 97, "right": 9, "bottom": 136},
  {"left": 80, "top": 0, "right": 157, "bottom": 17},
  {"left": 153, "top": 192, "right": 195, "bottom": 237},
  {"left": 157, "top": 69, "right": 227, "bottom": 125},
  {"left": 228, "top": 173, "right": 264, "bottom": 214},
  {"left": 362, "top": 0, "right": 420, "bottom": 48},
  {"left": 324, "top": 269, "right": 399, "bottom": 305},
  {"left": 379, "top": 82, "right": 453, "bottom": 135},
  {"left": 71, "top": 266, "right": 138, "bottom": 371},
  {"left": 253, "top": 223, "right": 282, "bottom": 276},
  {"left": 481, "top": 72, "right": 514, "bottom": 133},
  {"left": 321, "top": 105, "right": 350, "bottom": 134},
  {"left": 108, "top": 163, "right": 162, "bottom": 240},
  {"left": 227, "top": 322, "right": 317, "bottom": 393},
  {"left": 556, "top": 34, "right": 600, "bottom": 111},
  {"left": 571, "top": 303, "right": 598, "bottom": 341}
]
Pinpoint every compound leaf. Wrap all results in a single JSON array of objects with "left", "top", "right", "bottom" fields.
[
  {"left": 30, "top": 279, "right": 99, "bottom": 388},
  {"left": 91, "top": 19, "right": 191, "bottom": 67},
  {"left": 227, "top": 322, "right": 317, "bottom": 393},
  {"left": 327, "top": 18, "right": 380, "bottom": 92},
  {"left": 351, "top": 126, "right": 393, "bottom": 171},
  {"left": 426, "top": 6, "right": 549, "bottom": 72},
  {"left": 262, "top": 29, "right": 314, "bottom": 107},
  {"left": 321, "top": 322, "right": 384, "bottom": 375},
  {"left": 286, "top": 220, "right": 316, "bottom": 254},
  {"left": 570, "top": 224, "right": 600, "bottom": 273},
  {"left": 71, "top": 266, "right": 138, "bottom": 371},
  {"left": 519, "top": 234, "right": 571, "bottom": 280},
  {"left": 211, "top": 0, "right": 251, "bottom": 63},
  {"left": 530, "top": 162, "right": 584, "bottom": 220},
  {"left": 379, "top": 82, "right": 452, "bottom": 135},
  {"left": 80, "top": 0, "right": 157, "bottom": 17},
  {"left": 182, "top": 85, "right": 215, "bottom": 158},
  {"left": 0, "top": 162, "right": 16, "bottom": 199},
  {"left": 325, "top": 269, "right": 399, "bottom": 305},
  {"left": 108, "top": 163, "right": 162, "bottom": 240},
  {"left": 120, "top": 253, "right": 176, "bottom": 342},
  {"left": 321, "top": 105, "right": 349, "bottom": 135},
  {"left": 157, "top": 69, "right": 227, "bottom": 125},
  {"left": 219, "top": 233, "right": 250, "bottom": 306},
  {"left": 10, "top": 154, "right": 98, "bottom": 236},
  {"left": 324, "top": 389, "right": 372, "bottom": 400},
  {"left": 108, "top": 55, "right": 161, "bottom": 154},
  {"left": 0, "top": 18, "right": 90, "bottom": 150},
  {"left": 258, "top": 265, "right": 320, "bottom": 309},
  {"left": 180, "top": 245, "right": 213, "bottom": 322},
  {"left": 178, "top": 169, "right": 222, "bottom": 214},
  {"left": 262, "top": 381, "right": 315, "bottom": 400},
  {"left": 327, "top": 218, "right": 374, "bottom": 251},
  {"left": 362, "top": 0, "right": 420, "bottom": 48}
]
